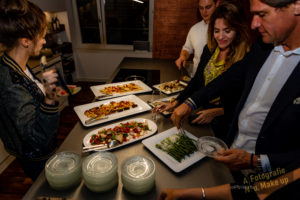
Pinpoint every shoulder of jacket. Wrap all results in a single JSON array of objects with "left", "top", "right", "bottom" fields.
[
  {"left": 0, "top": 62, "right": 21, "bottom": 88},
  {"left": 0, "top": 63, "right": 10, "bottom": 77},
  {"left": 203, "top": 45, "right": 216, "bottom": 55}
]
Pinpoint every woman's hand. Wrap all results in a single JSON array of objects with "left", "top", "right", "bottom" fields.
[
  {"left": 191, "top": 108, "right": 224, "bottom": 124},
  {"left": 42, "top": 70, "right": 58, "bottom": 105},
  {"left": 171, "top": 103, "right": 192, "bottom": 128},
  {"left": 153, "top": 100, "right": 178, "bottom": 113}
]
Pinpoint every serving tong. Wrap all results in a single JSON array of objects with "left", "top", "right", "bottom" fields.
[
  {"left": 178, "top": 121, "right": 187, "bottom": 136},
  {"left": 84, "top": 115, "right": 109, "bottom": 125},
  {"left": 178, "top": 65, "right": 191, "bottom": 82},
  {"left": 94, "top": 93, "right": 113, "bottom": 101},
  {"left": 178, "top": 121, "right": 198, "bottom": 149},
  {"left": 82, "top": 140, "right": 119, "bottom": 153}
]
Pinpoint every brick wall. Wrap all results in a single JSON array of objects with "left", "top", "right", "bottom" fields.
[{"left": 153, "top": 0, "right": 200, "bottom": 59}]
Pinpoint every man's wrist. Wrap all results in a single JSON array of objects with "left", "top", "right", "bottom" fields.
[
  {"left": 250, "top": 154, "right": 259, "bottom": 169},
  {"left": 256, "top": 155, "right": 263, "bottom": 171},
  {"left": 180, "top": 49, "right": 190, "bottom": 60},
  {"left": 250, "top": 153, "right": 254, "bottom": 169}
]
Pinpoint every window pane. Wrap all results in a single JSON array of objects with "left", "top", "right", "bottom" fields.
[
  {"left": 76, "top": 0, "right": 101, "bottom": 43},
  {"left": 104, "top": 0, "right": 149, "bottom": 45}
]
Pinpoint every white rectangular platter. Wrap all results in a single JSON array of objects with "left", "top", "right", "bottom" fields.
[
  {"left": 142, "top": 127, "right": 205, "bottom": 173},
  {"left": 83, "top": 118, "right": 158, "bottom": 151},
  {"left": 90, "top": 80, "right": 152, "bottom": 100},
  {"left": 148, "top": 95, "right": 178, "bottom": 115},
  {"left": 153, "top": 80, "right": 187, "bottom": 95},
  {"left": 74, "top": 95, "right": 152, "bottom": 127}
]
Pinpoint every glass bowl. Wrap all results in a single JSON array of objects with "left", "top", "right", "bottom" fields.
[
  {"left": 82, "top": 152, "right": 118, "bottom": 192},
  {"left": 45, "top": 151, "right": 82, "bottom": 191},
  {"left": 197, "top": 136, "right": 228, "bottom": 157},
  {"left": 121, "top": 155, "right": 155, "bottom": 195}
]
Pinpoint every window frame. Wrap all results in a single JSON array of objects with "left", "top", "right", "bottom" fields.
[{"left": 71, "top": 0, "right": 153, "bottom": 51}]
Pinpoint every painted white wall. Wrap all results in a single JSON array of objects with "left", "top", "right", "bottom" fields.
[{"left": 73, "top": 49, "right": 152, "bottom": 82}]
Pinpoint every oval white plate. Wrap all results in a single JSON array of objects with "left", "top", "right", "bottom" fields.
[{"left": 83, "top": 118, "right": 158, "bottom": 151}]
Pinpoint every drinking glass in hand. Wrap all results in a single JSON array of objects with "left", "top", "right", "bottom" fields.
[{"left": 151, "top": 90, "right": 161, "bottom": 122}]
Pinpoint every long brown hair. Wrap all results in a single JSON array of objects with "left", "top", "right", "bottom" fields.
[
  {"left": 0, "top": 0, "right": 47, "bottom": 51},
  {"left": 207, "top": 2, "right": 251, "bottom": 68}
]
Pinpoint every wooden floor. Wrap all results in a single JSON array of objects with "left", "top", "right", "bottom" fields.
[{"left": 0, "top": 82, "right": 103, "bottom": 200}]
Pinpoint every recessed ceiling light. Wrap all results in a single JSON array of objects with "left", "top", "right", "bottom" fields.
[{"left": 133, "top": 0, "right": 144, "bottom": 4}]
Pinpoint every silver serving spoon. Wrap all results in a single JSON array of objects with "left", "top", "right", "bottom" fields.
[{"left": 107, "top": 140, "right": 119, "bottom": 148}]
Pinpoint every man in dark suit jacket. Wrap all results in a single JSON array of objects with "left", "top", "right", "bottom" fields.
[{"left": 171, "top": 0, "right": 300, "bottom": 173}]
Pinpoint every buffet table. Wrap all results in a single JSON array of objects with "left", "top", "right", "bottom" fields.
[{"left": 23, "top": 58, "right": 234, "bottom": 200}]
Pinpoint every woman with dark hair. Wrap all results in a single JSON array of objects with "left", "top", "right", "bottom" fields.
[
  {"left": 155, "top": 2, "right": 251, "bottom": 138},
  {"left": 0, "top": 0, "right": 59, "bottom": 180}
]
